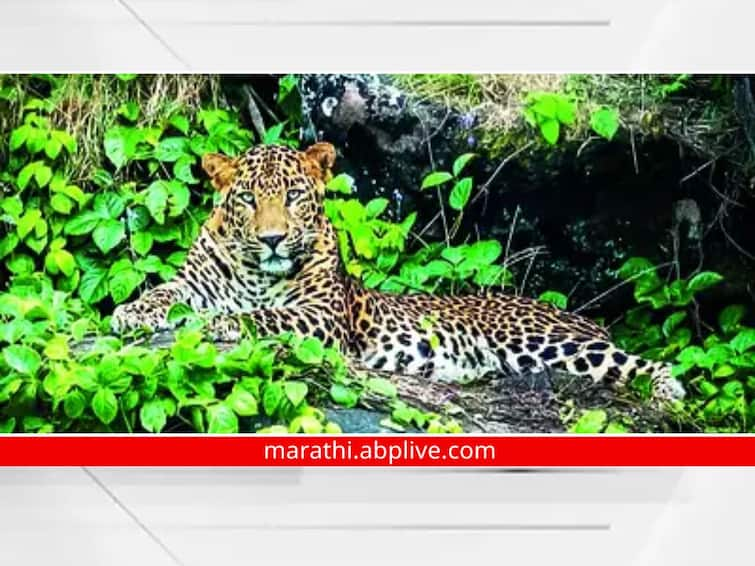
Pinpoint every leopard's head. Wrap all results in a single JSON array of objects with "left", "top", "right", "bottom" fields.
[{"left": 202, "top": 142, "right": 336, "bottom": 276}]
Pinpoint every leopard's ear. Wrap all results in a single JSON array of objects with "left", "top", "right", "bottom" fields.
[
  {"left": 202, "top": 153, "right": 238, "bottom": 192},
  {"left": 304, "top": 142, "right": 336, "bottom": 187}
]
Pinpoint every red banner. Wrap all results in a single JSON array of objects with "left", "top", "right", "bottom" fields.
[{"left": 2, "top": 435, "right": 755, "bottom": 466}]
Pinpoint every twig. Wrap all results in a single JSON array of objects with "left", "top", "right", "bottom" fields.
[
  {"left": 243, "top": 85, "right": 267, "bottom": 140},
  {"left": 573, "top": 261, "right": 675, "bottom": 314}
]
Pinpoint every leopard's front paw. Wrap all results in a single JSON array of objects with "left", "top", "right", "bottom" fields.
[{"left": 110, "top": 302, "right": 165, "bottom": 334}]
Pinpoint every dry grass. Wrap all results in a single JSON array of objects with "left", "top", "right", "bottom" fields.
[{"left": 1, "top": 75, "right": 222, "bottom": 178}]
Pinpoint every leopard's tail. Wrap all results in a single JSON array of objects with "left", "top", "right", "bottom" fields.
[{"left": 553, "top": 338, "right": 685, "bottom": 402}]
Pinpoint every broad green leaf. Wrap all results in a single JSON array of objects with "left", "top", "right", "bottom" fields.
[
  {"left": 93, "top": 219, "right": 126, "bottom": 254},
  {"left": 452, "top": 153, "right": 476, "bottom": 177},
  {"left": 78, "top": 266, "right": 109, "bottom": 304},
  {"left": 64, "top": 211, "right": 101, "bottom": 235},
  {"left": 289, "top": 415, "right": 323, "bottom": 434},
  {"left": 3, "top": 345, "right": 42, "bottom": 376},
  {"left": 687, "top": 271, "right": 724, "bottom": 293},
  {"left": 145, "top": 181, "right": 169, "bottom": 224},
  {"left": 294, "top": 337, "right": 325, "bottom": 365},
  {"left": 662, "top": 311, "right": 687, "bottom": 338},
  {"left": 262, "top": 382, "right": 284, "bottom": 416},
  {"left": 140, "top": 400, "right": 167, "bottom": 433},
  {"left": 719, "top": 305, "right": 746, "bottom": 335},
  {"left": 539, "top": 291, "right": 568, "bottom": 310},
  {"left": 365, "top": 198, "right": 389, "bottom": 219},
  {"left": 154, "top": 137, "right": 189, "bottom": 162},
  {"left": 130, "top": 231, "right": 154, "bottom": 256},
  {"left": 330, "top": 383, "right": 359, "bottom": 408},
  {"left": 91, "top": 388, "right": 118, "bottom": 425},
  {"left": 590, "top": 107, "right": 620, "bottom": 140},
  {"left": 226, "top": 386, "right": 259, "bottom": 417},
  {"left": 539, "top": 118, "right": 560, "bottom": 145},
  {"left": 284, "top": 381, "right": 308, "bottom": 407},
  {"left": 207, "top": 404, "right": 239, "bottom": 434},
  {"left": 570, "top": 409, "right": 607, "bottom": 433},
  {"left": 326, "top": 173, "right": 354, "bottom": 194},
  {"left": 421, "top": 171, "right": 453, "bottom": 190},
  {"left": 63, "top": 391, "right": 86, "bottom": 419},
  {"left": 731, "top": 329, "right": 755, "bottom": 354},
  {"left": 449, "top": 177, "right": 473, "bottom": 211}
]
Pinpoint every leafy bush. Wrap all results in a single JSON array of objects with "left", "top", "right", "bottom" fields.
[{"left": 611, "top": 258, "right": 755, "bottom": 431}]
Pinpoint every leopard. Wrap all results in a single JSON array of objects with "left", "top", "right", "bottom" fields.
[{"left": 111, "top": 142, "right": 686, "bottom": 402}]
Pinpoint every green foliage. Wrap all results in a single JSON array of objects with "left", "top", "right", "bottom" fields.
[
  {"left": 612, "top": 258, "right": 755, "bottom": 431},
  {"left": 522, "top": 91, "right": 577, "bottom": 145},
  {"left": 590, "top": 106, "right": 620, "bottom": 140},
  {"left": 0, "top": 274, "right": 349, "bottom": 433},
  {"left": 325, "top": 155, "right": 512, "bottom": 296}
]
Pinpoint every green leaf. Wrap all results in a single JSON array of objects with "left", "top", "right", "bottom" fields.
[
  {"left": 64, "top": 211, "right": 101, "bottom": 235},
  {"left": 365, "top": 198, "right": 389, "bottom": 219},
  {"left": 555, "top": 99, "right": 577, "bottom": 125},
  {"left": 284, "top": 381, "right": 308, "bottom": 407},
  {"left": 294, "top": 337, "right": 325, "bottom": 365},
  {"left": 662, "top": 311, "right": 687, "bottom": 338},
  {"left": 108, "top": 260, "right": 145, "bottom": 304},
  {"left": 9, "top": 125, "right": 29, "bottom": 151},
  {"left": 539, "top": 119, "right": 560, "bottom": 145},
  {"left": 719, "top": 305, "right": 746, "bottom": 335},
  {"left": 50, "top": 193, "right": 74, "bottom": 215},
  {"left": 16, "top": 161, "right": 40, "bottom": 190},
  {"left": 130, "top": 231, "right": 154, "bottom": 256},
  {"left": 169, "top": 114, "right": 190, "bottom": 135},
  {"left": 290, "top": 415, "right": 323, "bottom": 434},
  {"left": 16, "top": 209, "right": 42, "bottom": 239},
  {"left": 78, "top": 266, "right": 109, "bottom": 304},
  {"left": 262, "top": 382, "right": 284, "bottom": 416},
  {"left": 34, "top": 165, "right": 53, "bottom": 188},
  {"left": 465, "top": 240, "right": 502, "bottom": 265},
  {"left": 731, "top": 329, "right": 755, "bottom": 354},
  {"left": 167, "top": 181, "right": 191, "bottom": 217},
  {"left": 539, "top": 291, "right": 568, "bottom": 310},
  {"left": 93, "top": 219, "right": 126, "bottom": 254},
  {"left": 330, "top": 383, "right": 359, "bottom": 408},
  {"left": 207, "top": 404, "right": 239, "bottom": 434},
  {"left": 687, "top": 271, "right": 724, "bottom": 293},
  {"left": 155, "top": 137, "right": 189, "bottom": 162},
  {"left": 3, "top": 345, "right": 42, "bottom": 376},
  {"left": 145, "top": 181, "right": 169, "bottom": 224},
  {"left": 63, "top": 391, "right": 86, "bottom": 419},
  {"left": 366, "top": 377, "right": 398, "bottom": 398},
  {"left": 421, "top": 171, "right": 453, "bottom": 190},
  {"left": 590, "top": 107, "right": 620, "bottom": 140},
  {"left": 449, "top": 177, "right": 473, "bottom": 211},
  {"left": 570, "top": 409, "right": 607, "bottom": 433},
  {"left": 117, "top": 101, "right": 140, "bottom": 122},
  {"left": 140, "top": 400, "right": 167, "bottom": 433},
  {"left": 51, "top": 130, "right": 77, "bottom": 154},
  {"left": 92, "top": 388, "right": 118, "bottom": 425},
  {"left": 174, "top": 155, "right": 199, "bottom": 184},
  {"left": 326, "top": 173, "right": 354, "bottom": 194},
  {"left": 226, "top": 386, "right": 259, "bottom": 417},
  {"left": 51, "top": 249, "right": 77, "bottom": 277},
  {"left": 452, "top": 153, "right": 476, "bottom": 177}
]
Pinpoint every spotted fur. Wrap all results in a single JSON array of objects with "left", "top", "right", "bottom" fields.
[{"left": 112, "top": 143, "right": 686, "bottom": 402}]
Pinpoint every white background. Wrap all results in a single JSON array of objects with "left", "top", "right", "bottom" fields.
[
  {"left": 0, "top": 0, "right": 753, "bottom": 72},
  {"left": 0, "top": 467, "right": 752, "bottom": 565},
  {"left": 1, "top": 1, "right": 754, "bottom": 564}
]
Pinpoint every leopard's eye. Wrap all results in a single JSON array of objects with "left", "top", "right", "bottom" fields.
[
  {"left": 239, "top": 192, "right": 255, "bottom": 207},
  {"left": 286, "top": 188, "right": 304, "bottom": 206}
]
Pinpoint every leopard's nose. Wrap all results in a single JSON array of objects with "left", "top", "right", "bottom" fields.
[{"left": 258, "top": 233, "right": 285, "bottom": 251}]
